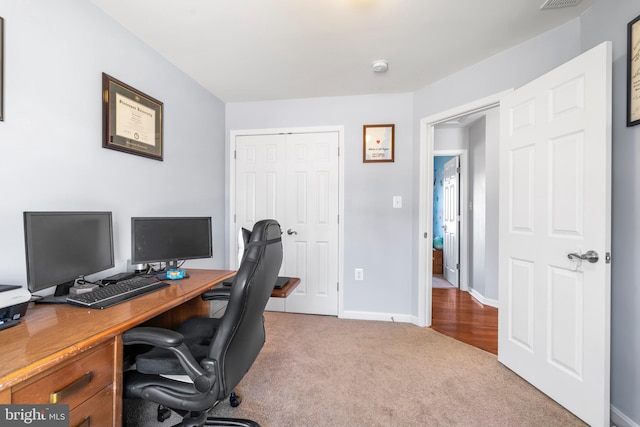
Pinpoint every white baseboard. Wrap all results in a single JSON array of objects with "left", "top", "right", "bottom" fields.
[
  {"left": 341, "top": 310, "right": 414, "bottom": 324},
  {"left": 611, "top": 405, "right": 639, "bottom": 427},
  {"left": 468, "top": 288, "right": 498, "bottom": 308}
]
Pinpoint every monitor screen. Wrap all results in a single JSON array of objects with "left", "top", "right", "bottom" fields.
[
  {"left": 131, "top": 217, "right": 213, "bottom": 270},
  {"left": 23, "top": 211, "right": 115, "bottom": 297}
]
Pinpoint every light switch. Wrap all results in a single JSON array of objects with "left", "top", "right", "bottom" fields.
[{"left": 393, "top": 196, "right": 402, "bottom": 209}]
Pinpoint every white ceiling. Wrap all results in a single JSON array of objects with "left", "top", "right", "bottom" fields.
[{"left": 89, "top": 0, "right": 594, "bottom": 103}]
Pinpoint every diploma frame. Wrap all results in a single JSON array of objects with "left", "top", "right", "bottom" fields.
[
  {"left": 363, "top": 124, "right": 395, "bottom": 163},
  {"left": 627, "top": 13, "right": 640, "bottom": 127},
  {"left": 102, "top": 73, "right": 163, "bottom": 160}
]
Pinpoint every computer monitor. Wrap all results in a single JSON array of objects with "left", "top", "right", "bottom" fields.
[
  {"left": 131, "top": 217, "right": 213, "bottom": 271},
  {"left": 23, "top": 211, "right": 115, "bottom": 303}
]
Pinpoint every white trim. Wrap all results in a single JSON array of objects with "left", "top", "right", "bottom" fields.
[
  {"left": 610, "top": 405, "right": 639, "bottom": 427},
  {"left": 342, "top": 310, "right": 415, "bottom": 324},
  {"left": 468, "top": 288, "right": 498, "bottom": 308},
  {"left": 229, "top": 126, "right": 345, "bottom": 318},
  {"left": 417, "top": 90, "right": 512, "bottom": 327}
]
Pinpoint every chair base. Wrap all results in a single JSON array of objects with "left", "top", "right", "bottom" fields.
[
  {"left": 168, "top": 407, "right": 261, "bottom": 427},
  {"left": 177, "top": 414, "right": 260, "bottom": 427},
  {"left": 203, "top": 418, "right": 261, "bottom": 427}
]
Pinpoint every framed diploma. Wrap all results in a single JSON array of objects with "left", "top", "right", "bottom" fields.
[
  {"left": 363, "top": 124, "right": 394, "bottom": 163},
  {"left": 1, "top": 17, "right": 4, "bottom": 122},
  {"left": 627, "top": 13, "right": 640, "bottom": 127},
  {"left": 102, "top": 73, "right": 163, "bottom": 160}
]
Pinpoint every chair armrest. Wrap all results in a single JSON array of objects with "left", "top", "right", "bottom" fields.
[
  {"left": 123, "top": 327, "right": 212, "bottom": 391},
  {"left": 201, "top": 286, "right": 231, "bottom": 301},
  {"left": 123, "top": 327, "right": 183, "bottom": 347}
]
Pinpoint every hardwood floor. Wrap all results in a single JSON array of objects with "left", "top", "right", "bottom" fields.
[{"left": 431, "top": 287, "right": 498, "bottom": 355}]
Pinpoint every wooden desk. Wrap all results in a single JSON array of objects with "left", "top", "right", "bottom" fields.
[
  {"left": 270, "top": 277, "right": 300, "bottom": 298},
  {"left": 0, "top": 269, "right": 234, "bottom": 427}
]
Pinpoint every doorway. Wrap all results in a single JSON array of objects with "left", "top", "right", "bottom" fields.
[
  {"left": 417, "top": 90, "right": 510, "bottom": 328},
  {"left": 432, "top": 155, "right": 458, "bottom": 289}
]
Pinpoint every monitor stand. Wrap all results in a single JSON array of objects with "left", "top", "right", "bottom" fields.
[{"left": 34, "top": 281, "right": 75, "bottom": 304}]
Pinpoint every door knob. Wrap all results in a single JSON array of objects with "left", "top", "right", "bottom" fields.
[
  {"left": 567, "top": 250, "right": 599, "bottom": 263},
  {"left": 287, "top": 229, "right": 297, "bottom": 235}
]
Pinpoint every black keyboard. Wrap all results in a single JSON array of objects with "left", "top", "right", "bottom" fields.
[{"left": 66, "top": 276, "right": 170, "bottom": 309}]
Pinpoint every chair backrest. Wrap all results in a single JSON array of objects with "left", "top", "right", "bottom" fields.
[{"left": 210, "top": 219, "right": 283, "bottom": 398}]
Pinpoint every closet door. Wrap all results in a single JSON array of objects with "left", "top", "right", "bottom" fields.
[{"left": 234, "top": 131, "right": 339, "bottom": 315}]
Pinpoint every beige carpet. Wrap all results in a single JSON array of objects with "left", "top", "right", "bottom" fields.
[{"left": 125, "top": 312, "right": 586, "bottom": 426}]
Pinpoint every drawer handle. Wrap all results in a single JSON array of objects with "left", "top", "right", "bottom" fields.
[
  {"left": 75, "top": 417, "right": 90, "bottom": 427},
  {"left": 50, "top": 372, "right": 92, "bottom": 404}
]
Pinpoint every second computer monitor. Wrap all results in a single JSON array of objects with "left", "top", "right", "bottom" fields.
[{"left": 131, "top": 216, "right": 213, "bottom": 271}]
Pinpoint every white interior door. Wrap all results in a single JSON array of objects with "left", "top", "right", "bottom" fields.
[
  {"left": 283, "top": 132, "right": 339, "bottom": 315},
  {"left": 234, "top": 131, "right": 339, "bottom": 316},
  {"left": 498, "top": 42, "right": 611, "bottom": 426},
  {"left": 443, "top": 156, "right": 459, "bottom": 286}
]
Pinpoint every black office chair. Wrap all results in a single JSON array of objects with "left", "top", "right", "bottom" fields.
[{"left": 123, "top": 219, "right": 283, "bottom": 427}]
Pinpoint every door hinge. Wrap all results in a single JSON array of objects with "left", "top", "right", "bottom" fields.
[
  {"left": 456, "top": 263, "right": 460, "bottom": 270},
  {"left": 605, "top": 252, "right": 611, "bottom": 264},
  {"left": 456, "top": 166, "right": 461, "bottom": 173}
]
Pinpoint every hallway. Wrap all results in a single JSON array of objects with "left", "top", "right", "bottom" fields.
[{"left": 431, "top": 288, "right": 498, "bottom": 354}]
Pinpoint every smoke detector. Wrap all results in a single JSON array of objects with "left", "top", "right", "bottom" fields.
[
  {"left": 371, "top": 59, "right": 389, "bottom": 73},
  {"left": 540, "top": 0, "right": 582, "bottom": 9}
]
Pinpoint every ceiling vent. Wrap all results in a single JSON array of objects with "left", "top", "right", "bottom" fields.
[{"left": 540, "top": 0, "right": 582, "bottom": 9}]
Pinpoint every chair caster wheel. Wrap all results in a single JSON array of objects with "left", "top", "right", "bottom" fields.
[
  {"left": 157, "top": 405, "right": 172, "bottom": 422},
  {"left": 229, "top": 391, "right": 241, "bottom": 407}
]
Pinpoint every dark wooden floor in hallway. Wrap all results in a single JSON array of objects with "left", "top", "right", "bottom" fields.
[{"left": 431, "top": 287, "right": 498, "bottom": 355}]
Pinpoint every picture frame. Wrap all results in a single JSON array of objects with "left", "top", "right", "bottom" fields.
[
  {"left": 1, "top": 17, "right": 4, "bottom": 122},
  {"left": 102, "top": 73, "right": 163, "bottom": 160},
  {"left": 363, "top": 124, "right": 394, "bottom": 163},
  {"left": 627, "top": 13, "right": 640, "bottom": 127}
]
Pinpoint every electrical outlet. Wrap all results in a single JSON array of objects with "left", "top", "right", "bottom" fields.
[{"left": 355, "top": 268, "right": 364, "bottom": 281}]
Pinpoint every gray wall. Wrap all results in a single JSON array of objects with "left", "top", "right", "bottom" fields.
[
  {"left": 0, "top": 0, "right": 227, "bottom": 287},
  {"left": 468, "top": 117, "right": 487, "bottom": 297},
  {"left": 580, "top": 0, "right": 640, "bottom": 423},
  {"left": 484, "top": 109, "right": 500, "bottom": 302},
  {"left": 226, "top": 94, "right": 415, "bottom": 316}
]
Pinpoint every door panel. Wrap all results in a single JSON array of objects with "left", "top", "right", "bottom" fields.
[
  {"left": 498, "top": 42, "right": 611, "bottom": 426},
  {"left": 284, "top": 132, "right": 339, "bottom": 315},
  {"left": 443, "top": 156, "right": 459, "bottom": 286},
  {"left": 235, "top": 132, "right": 339, "bottom": 316}
]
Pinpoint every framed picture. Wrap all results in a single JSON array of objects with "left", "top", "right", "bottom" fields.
[
  {"left": 1, "top": 17, "right": 4, "bottom": 122},
  {"left": 627, "top": 13, "right": 640, "bottom": 127},
  {"left": 102, "top": 73, "right": 163, "bottom": 160},
  {"left": 363, "top": 124, "right": 394, "bottom": 163}
]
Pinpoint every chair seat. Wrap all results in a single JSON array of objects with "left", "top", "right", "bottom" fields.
[{"left": 136, "top": 317, "right": 221, "bottom": 375}]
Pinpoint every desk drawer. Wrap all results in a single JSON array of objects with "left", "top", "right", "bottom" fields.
[
  {"left": 69, "top": 385, "right": 113, "bottom": 427},
  {"left": 13, "top": 340, "right": 114, "bottom": 409}
]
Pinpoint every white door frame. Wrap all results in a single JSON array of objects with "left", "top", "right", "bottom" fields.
[
  {"left": 417, "top": 90, "right": 512, "bottom": 327},
  {"left": 229, "top": 125, "right": 345, "bottom": 318}
]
